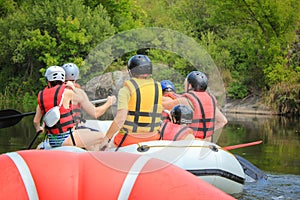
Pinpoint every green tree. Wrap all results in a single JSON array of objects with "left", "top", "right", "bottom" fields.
[{"left": 0, "top": 0, "right": 115, "bottom": 98}]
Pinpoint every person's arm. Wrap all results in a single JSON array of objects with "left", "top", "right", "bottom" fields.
[
  {"left": 214, "top": 107, "right": 228, "bottom": 131},
  {"left": 99, "top": 86, "right": 130, "bottom": 150},
  {"left": 33, "top": 105, "right": 44, "bottom": 133},
  {"left": 73, "top": 88, "right": 116, "bottom": 118},
  {"left": 94, "top": 96, "right": 116, "bottom": 118}
]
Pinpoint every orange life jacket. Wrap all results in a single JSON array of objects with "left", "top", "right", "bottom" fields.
[
  {"left": 161, "top": 92, "right": 181, "bottom": 122},
  {"left": 182, "top": 91, "right": 216, "bottom": 139},
  {"left": 38, "top": 84, "right": 74, "bottom": 134},
  {"left": 163, "top": 92, "right": 180, "bottom": 100},
  {"left": 114, "top": 130, "right": 160, "bottom": 147},
  {"left": 159, "top": 122, "right": 193, "bottom": 141}
]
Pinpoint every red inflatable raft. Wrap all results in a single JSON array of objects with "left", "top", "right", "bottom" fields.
[{"left": 0, "top": 149, "right": 234, "bottom": 199}]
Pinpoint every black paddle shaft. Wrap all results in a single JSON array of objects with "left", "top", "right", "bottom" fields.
[{"left": 0, "top": 109, "right": 36, "bottom": 128}]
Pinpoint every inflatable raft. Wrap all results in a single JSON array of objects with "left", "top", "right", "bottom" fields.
[
  {"left": 85, "top": 120, "right": 246, "bottom": 195},
  {"left": 36, "top": 120, "right": 245, "bottom": 195},
  {"left": 111, "top": 140, "right": 245, "bottom": 195},
  {"left": 0, "top": 149, "right": 234, "bottom": 199}
]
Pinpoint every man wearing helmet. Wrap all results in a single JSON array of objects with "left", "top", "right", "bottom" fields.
[
  {"left": 99, "top": 55, "right": 163, "bottom": 150},
  {"left": 162, "top": 71, "right": 227, "bottom": 141},
  {"left": 159, "top": 105, "right": 195, "bottom": 141},
  {"left": 62, "top": 63, "right": 116, "bottom": 127}
]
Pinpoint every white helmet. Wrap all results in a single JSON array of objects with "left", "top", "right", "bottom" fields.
[
  {"left": 62, "top": 63, "right": 79, "bottom": 81},
  {"left": 44, "top": 66, "right": 65, "bottom": 82}
]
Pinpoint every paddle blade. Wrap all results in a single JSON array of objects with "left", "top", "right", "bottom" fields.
[
  {"left": 0, "top": 109, "right": 35, "bottom": 128},
  {"left": 0, "top": 109, "right": 23, "bottom": 128},
  {"left": 235, "top": 154, "right": 268, "bottom": 181}
]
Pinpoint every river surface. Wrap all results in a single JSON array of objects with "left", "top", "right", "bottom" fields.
[{"left": 0, "top": 111, "right": 299, "bottom": 199}]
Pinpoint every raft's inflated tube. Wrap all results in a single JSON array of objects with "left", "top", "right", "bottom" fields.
[{"left": 0, "top": 150, "right": 234, "bottom": 200}]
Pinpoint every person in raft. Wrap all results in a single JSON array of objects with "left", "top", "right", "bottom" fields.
[
  {"left": 62, "top": 63, "right": 116, "bottom": 129},
  {"left": 159, "top": 105, "right": 195, "bottom": 141},
  {"left": 33, "top": 66, "right": 106, "bottom": 150},
  {"left": 162, "top": 71, "right": 227, "bottom": 141},
  {"left": 99, "top": 54, "right": 163, "bottom": 150},
  {"left": 160, "top": 80, "right": 181, "bottom": 122}
]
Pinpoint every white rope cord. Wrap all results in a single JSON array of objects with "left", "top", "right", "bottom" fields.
[
  {"left": 6, "top": 152, "right": 39, "bottom": 200},
  {"left": 118, "top": 156, "right": 151, "bottom": 200}
]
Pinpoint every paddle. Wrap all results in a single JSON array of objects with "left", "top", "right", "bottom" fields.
[
  {"left": 0, "top": 98, "right": 107, "bottom": 129},
  {"left": 0, "top": 109, "right": 36, "bottom": 128},
  {"left": 27, "top": 130, "right": 43, "bottom": 149},
  {"left": 223, "top": 140, "right": 263, "bottom": 151}
]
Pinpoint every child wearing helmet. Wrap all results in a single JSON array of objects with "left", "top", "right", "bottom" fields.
[
  {"left": 160, "top": 80, "right": 181, "bottom": 122},
  {"left": 159, "top": 105, "right": 195, "bottom": 141},
  {"left": 162, "top": 71, "right": 228, "bottom": 141}
]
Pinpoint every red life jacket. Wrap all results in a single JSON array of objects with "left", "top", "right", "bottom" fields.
[
  {"left": 159, "top": 122, "right": 192, "bottom": 141},
  {"left": 38, "top": 84, "right": 74, "bottom": 134},
  {"left": 182, "top": 91, "right": 216, "bottom": 139}
]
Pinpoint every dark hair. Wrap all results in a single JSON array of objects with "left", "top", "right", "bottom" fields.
[{"left": 49, "top": 80, "right": 63, "bottom": 87}]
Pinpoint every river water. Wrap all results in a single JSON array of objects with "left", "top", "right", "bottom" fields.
[{"left": 0, "top": 111, "right": 299, "bottom": 199}]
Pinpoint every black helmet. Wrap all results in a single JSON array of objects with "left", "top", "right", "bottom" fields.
[
  {"left": 171, "top": 105, "right": 193, "bottom": 125},
  {"left": 127, "top": 55, "right": 152, "bottom": 76},
  {"left": 186, "top": 71, "right": 208, "bottom": 91}
]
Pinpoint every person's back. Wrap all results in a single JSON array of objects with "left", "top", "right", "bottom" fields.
[
  {"left": 99, "top": 55, "right": 163, "bottom": 150},
  {"left": 159, "top": 105, "right": 194, "bottom": 141},
  {"left": 34, "top": 66, "right": 75, "bottom": 148},
  {"left": 122, "top": 77, "right": 162, "bottom": 133},
  {"left": 162, "top": 71, "right": 227, "bottom": 141}
]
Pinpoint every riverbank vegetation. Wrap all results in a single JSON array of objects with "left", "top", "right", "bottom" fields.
[{"left": 0, "top": 0, "right": 299, "bottom": 115}]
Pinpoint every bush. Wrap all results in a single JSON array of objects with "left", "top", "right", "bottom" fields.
[
  {"left": 265, "top": 82, "right": 300, "bottom": 115},
  {"left": 227, "top": 82, "right": 249, "bottom": 99}
]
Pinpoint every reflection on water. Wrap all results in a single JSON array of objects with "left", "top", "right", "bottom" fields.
[
  {"left": 218, "top": 113, "right": 300, "bottom": 199},
  {"left": 218, "top": 113, "right": 300, "bottom": 175}
]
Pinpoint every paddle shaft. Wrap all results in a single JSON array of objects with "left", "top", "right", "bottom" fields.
[
  {"left": 28, "top": 130, "right": 43, "bottom": 149},
  {"left": 223, "top": 140, "right": 263, "bottom": 151},
  {"left": 0, "top": 111, "right": 36, "bottom": 121},
  {"left": 91, "top": 99, "right": 107, "bottom": 104}
]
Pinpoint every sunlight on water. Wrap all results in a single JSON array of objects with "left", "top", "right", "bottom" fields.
[{"left": 240, "top": 174, "right": 300, "bottom": 200}]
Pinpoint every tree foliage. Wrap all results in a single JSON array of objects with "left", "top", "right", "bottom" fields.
[{"left": 0, "top": 0, "right": 299, "bottom": 114}]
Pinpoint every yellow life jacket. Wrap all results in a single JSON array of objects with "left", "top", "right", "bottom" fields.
[{"left": 123, "top": 78, "right": 162, "bottom": 133}]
